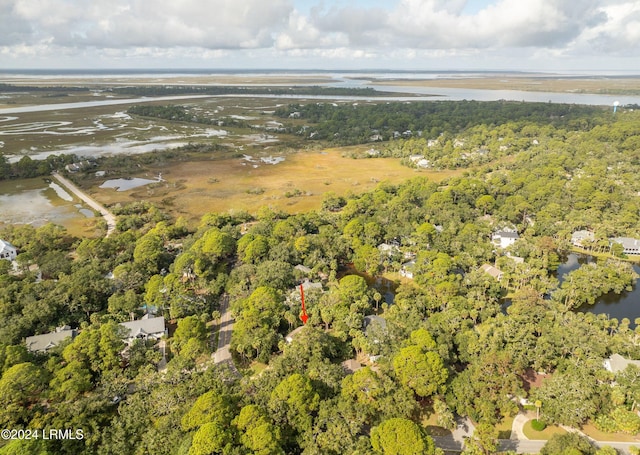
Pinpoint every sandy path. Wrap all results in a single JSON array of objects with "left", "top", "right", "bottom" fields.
[{"left": 51, "top": 172, "right": 116, "bottom": 237}]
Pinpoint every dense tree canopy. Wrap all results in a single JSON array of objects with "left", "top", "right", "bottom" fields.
[{"left": 1, "top": 99, "right": 640, "bottom": 454}]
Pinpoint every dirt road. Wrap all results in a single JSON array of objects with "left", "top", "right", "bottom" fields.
[{"left": 51, "top": 172, "right": 116, "bottom": 237}]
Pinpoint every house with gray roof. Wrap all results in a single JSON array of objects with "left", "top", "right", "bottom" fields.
[
  {"left": 301, "top": 278, "right": 323, "bottom": 292},
  {"left": 604, "top": 354, "right": 640, "bottom": 373},
  {"left": 294, "top": 264, "right": 313, "bottom": 274},
  {"left": 119, "top": 316, "right": 166, "bottom": 345},
  {"left": 610, "top": 237, "right": 640, "bottom": 255},
  {"left": 25, "top": 326, "right": 76, "bottom": 352},
  {"left": 285, "top": 325, "right": 306, "bottom": 344},
  {"left": 0, "top": 239, "right": 17, "bottom": 261}
]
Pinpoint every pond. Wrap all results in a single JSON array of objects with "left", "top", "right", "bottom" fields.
[
  {"left": 99, "top": 177, "right": 159, "bottom": 192},
  {"left": 0, "top": 178, "right": 94, "bottom": 234},
  {"left": 557, "top": 253, "right": 640, "bottom": 323},
  {"left": 338, "top": 264, "right": 398, "bottom": 305}
]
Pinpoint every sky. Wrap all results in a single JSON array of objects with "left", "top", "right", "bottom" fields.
[{"left": 1, "top": 0, "right": 639, "bottom": 72}]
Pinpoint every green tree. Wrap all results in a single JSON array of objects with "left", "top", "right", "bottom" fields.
[
  {"left": 393, "top": 346, "right": 448, "bottom": 398},
  {"left": 188, "top": 422, "right": 231, "bottom": 455},
  {"left": 0, "top": 362, "right": 47, "bottom": 426},
  {"left": 370, "top": 418, "right": 436, "bottom": 455},
  {"left": 49, "top": 360, "right": 93, "bottom": 401},
  {"left": 269, "top": 373, "right": 320, "bottom": 435},
  {"left": 231, "top": 287, "right": 285, "bottom": 362},
  {"left": 181, "top": 391, "right": 235, "bottom": 431},
  {"left": 540, "top": 432, "right": 595, "bottom": 455},
  {"left": 234, "top": 405, "right": 284, "bottom": 455},
  {"left": 463, "top": 422, "right": 498, "bottom": 455},
  {"left": 172, "top": 315, "right": 208, "bottom": 356}
]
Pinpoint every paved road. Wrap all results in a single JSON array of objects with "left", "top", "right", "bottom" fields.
[
  {"left": 432, "top": 413, "right": 639, "bottom": 454},
  {"left": 213, "top": 294, "right": 233, "bottom": 364},
  {"left": 51, "top": 172, "right": 117, "bottom": 237}
]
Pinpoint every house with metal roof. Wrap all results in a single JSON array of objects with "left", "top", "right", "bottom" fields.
[
  {"left": 119, "top": 316, "right": 166, "bottom": 345},
  {"left": 0, "top": 239, "right": 17, "bottom": 261},
  {"left": 610, "top": 237, "right": 640, "bottom": 255}
]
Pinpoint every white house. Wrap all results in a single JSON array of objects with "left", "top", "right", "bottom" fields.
[
  {"left": 571, "top": 230, "right": 595, "bottom": 247},
  {"left": 492, "top": 230, "right": 520, "bottom": 249},
  {"left": 119, "top": 316, "right": 166, "bottom": 345},
  {"left": 610, "top": 237, "right": 640, "bottom": 255},
  {"left": 378, "top": 243, "right": 400, "bottom": 256},
  {"left": 400, "top": 260, "right": 416, "bottom": 279},
  {"left": 0, "top": 239, "right": 17, "bottom": 261}
]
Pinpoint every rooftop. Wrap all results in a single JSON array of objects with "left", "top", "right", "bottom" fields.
[
  {"left": 119, "top": 316, "right": 166, "bottom": 339},
  {"left": 604, "top": 354, "right": 640, "bottom": 373},
  {"left": 25, "top": 328, "right": 76, "bottom": 352},
  {"left": 0, "top": 239, "right": 17, "bottom": 252},
  {"left": 494, "top": 231, "right": 520, "bottom": 239},
  {"left": 610, "top": 237, "right": 640, "bottom": 250}
]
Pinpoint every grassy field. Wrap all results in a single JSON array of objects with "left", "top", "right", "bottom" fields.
[
  {"left": 580, "top": 423, "right": 640, "bottom": 443},
  {"left": 522, "top": 419, "right": 568, "bottom": 440},
  {"left": 85, "top": 146, "right": 460, "bottom": 221}
]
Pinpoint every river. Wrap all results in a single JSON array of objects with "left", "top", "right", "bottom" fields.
[
  {"left": 556, "top": 253, "right": 640, "bottom": 323},
  {"left": 3, "top": 73, "right": 640, "bottom": 116}
]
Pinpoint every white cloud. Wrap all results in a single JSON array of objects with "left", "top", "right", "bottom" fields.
[
  {"left": 7, "top": 0, "right": 293, "bottom": 49},
  {"left": 1, "top": 0, "right": 639, "bottom": 68}
]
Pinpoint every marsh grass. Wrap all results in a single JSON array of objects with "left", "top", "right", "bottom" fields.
[{"left": 87, "top": 147, "right": 460, "bottom": 221}]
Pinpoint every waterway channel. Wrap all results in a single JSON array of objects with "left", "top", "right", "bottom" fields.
[{"left": 557, "top": 253, "right": 640, "bottom": 323}]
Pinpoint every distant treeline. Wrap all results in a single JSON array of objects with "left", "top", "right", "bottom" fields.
[
  {"left": 111, "top": 85, "right": 385, "bottom": 97},
  {"left": 0, "top": 83, "right": 87, "bottom": 92},
  {"left": 275, "top": 100, "right": 610, "bottom": 144},
  {"left": 0, "top": 154, "right": 77, "bottom": 181},
  {"left": 128, "top": 105, "right": 208, "bottom": 123}
]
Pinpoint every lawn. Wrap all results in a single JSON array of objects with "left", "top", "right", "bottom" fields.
[
  {"left": 580, "top": 423, "right": 640, "bottom": 443},
  {"left": 522, "top": 420, "right": 567, "bottom": 440}
]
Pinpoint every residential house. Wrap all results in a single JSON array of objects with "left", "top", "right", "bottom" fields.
[
  {"left": 342, "top": 359, "right": 362, "bottom": 374},
  {"left": 300, "top": 279, "right": 323, "bottom": 292},
  {"left": 604, "top": 354, "right": 640, "bottom": 373},
  {"left": 480, "top": 264, "right": 504, "bottom": 281},
  {"left": 378, "top": 243, "right": 400, "bottom": 256},
  {"left": 0, "top": 239, "right": 17, "bottom": 261},
  {"left": 25, "top": 326, "right": 76, "bottom": 353},
  {"left": 400, "top": 260, "right": 416, "bottom": 279},
  {"left": 285, "top": 325, "right": 306, "bottom": 344},
  {"left": 294, "top": 264, "right": 313, "bottom": 275},
  {"left": 119, "top": 316, "right": 166, "bottom": 345},
  {"left": 64, "top": 159, "right": 96, "bottom": 173},
  {"left": 610, "top": 237, "right": 640, "bottom": 255},
  {"left": 363, "top": 315, "right": 387, "bottom": 342},
  {"left": 492, "top": 230, "right": 520, "bottom": 249},
  {"left": 571, "top": 230, "right": 595, "bottom": 247}
]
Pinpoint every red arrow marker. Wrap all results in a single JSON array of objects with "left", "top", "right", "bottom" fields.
[{"left": 299, "top": 284, "right": 309, "bottom": 325}]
